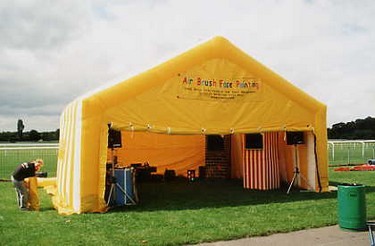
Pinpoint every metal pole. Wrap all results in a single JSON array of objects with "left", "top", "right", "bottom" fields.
[
  {"left": 347, "top": 147, "right": 350, "bottom": 165},
  {"left": 362, "top": 141, "right": 365, "bottom": 159}
]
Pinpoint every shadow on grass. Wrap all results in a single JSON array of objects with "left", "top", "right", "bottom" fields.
[
  {"left": 109, "top": 179, "right": 343, "bottom": 213},
  {"left": 39, "top": 206, "right": 56, "bottom": 212}
]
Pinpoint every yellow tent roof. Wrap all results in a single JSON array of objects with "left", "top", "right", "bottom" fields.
[
  {"left": 54, "top": 36, "right": 328, "bottom": 215},
  {"left": 83, "top": 36, "right": 324, "bottom": 134}
]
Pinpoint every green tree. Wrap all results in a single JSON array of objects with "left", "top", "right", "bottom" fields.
[
  {"left": 0, "top": 131, "right": 17, "bottom": 142},
  {"left": 17, "top": 119, "right": 25, "bottom": 140},
  {"left": 28, "top": 130, "right": 41, "bottom": 141}
]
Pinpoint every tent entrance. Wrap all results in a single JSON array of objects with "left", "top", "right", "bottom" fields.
[
  {"left": 109, "top": 133, "right": 234, "bottom": 181},
  {"left": 106, "top": 130, "right": 317, "bottom": 191}
]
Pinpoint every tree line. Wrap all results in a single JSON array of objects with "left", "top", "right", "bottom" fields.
[
  {"left": 0, "top": 129, "right": 60, "bottom": 142},
  {"left": 0, "top": 119, "right": 59, "bottom": 142},
  {"left": 327, "top": 116, "right": 375, "bottom": 139}
]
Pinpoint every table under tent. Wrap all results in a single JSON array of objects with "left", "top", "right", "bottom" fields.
[{"left": 53, "top": 36, "right": 328, "bottom": 215}]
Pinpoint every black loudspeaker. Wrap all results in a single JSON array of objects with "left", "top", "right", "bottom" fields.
[
  {"left": 108, "top": 129, "right": 122, "bottom": 148},
  {"left": 206, "top": 135, "right": 224, "bottom": 151},
  {"left": 286, "top": 131, "right": 304, "bottom": 145},
  {"left": 245, "top": 133, "right": 263, "bottom": 149}
]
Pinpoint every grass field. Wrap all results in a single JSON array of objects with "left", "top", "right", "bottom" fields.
[{"left": 0, "top": 168, "right": 374, "bottom": 245}]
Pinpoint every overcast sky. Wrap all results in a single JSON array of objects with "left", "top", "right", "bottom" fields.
[{"left": 0, "top": 0, "right": 374, "bottom": 132}]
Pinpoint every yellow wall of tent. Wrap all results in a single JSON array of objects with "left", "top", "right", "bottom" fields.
[{"left": 53, "top": 36, "right": 328, "bottom": 215}]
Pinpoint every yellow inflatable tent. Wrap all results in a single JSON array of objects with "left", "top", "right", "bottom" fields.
[{"left": 54, "top": 36, "right": 328, "bottom": 215}]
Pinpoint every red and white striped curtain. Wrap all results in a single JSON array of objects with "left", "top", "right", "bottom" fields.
[{"left": 243, "top": 132, "right": 280, "bottom": 190}]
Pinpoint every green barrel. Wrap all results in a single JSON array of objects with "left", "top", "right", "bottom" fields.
[{"left": 337, "top": 184, "right": 367, "bottom": 230}]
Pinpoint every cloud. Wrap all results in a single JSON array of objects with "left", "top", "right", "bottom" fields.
[
  {"left": 0, "top": 0, "right": 374, "bottom": 131},
  {"left": 0, "top": 0, "right": 91, "bottom": 51}
]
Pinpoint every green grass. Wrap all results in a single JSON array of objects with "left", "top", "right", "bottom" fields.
[{"left": 1, "top": 169, "right": 375, "bottom": 246}]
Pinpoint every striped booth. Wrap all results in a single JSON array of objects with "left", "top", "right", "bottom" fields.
[{"left": 243, "top": 132, "right": 280, "bottom": 190}]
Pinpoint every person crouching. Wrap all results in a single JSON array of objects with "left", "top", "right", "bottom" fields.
[{"left": 11, "top": 159, "right": 44, "bottom": 211}]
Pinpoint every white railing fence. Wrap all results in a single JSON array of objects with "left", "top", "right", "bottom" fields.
[
  {"left": 0, "top": 143, "right": 59, "bottom": 180},
  {"left": 327, "top": 140, "right": 375, "bottom": 166}
]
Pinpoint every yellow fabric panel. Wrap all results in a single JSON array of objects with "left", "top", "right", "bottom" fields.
[
  {"left": 25, "top": 177, "right": 39, "bottom": 211},
  {"left": 37, "top": 177, "right": 57, "bottom": 188},
  {"left": 296, "top": 143, "right": 309, "bottom": 189},
  {"left": 314, "top": 106, "right": 329, "bottom": 192},
  {"left": 80, "top": 99, "right": 108, "bottom": 213},
  {"left": 94, "top": 37, "right": 324, "bottom": 118},
  {"left": 54, "top": 100, "right": 82, "bottom": 215},
  {"left": 111, "top": 131, "right": 205, "bottom": 176},
  {"left": 103, "top": 57, "right": 316, "bottom": 135}
]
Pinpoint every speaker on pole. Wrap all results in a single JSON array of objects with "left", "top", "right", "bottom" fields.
[
  {"left": 286, "top": 131, "right": 304, "bottom": 145},
  {"left": 108, "top": 129, "right": 122, "bottom": 148}
]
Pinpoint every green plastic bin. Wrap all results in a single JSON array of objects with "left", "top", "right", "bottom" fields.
[{"left": 337, "top": 183, "right": 367, "bottom": 230}]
